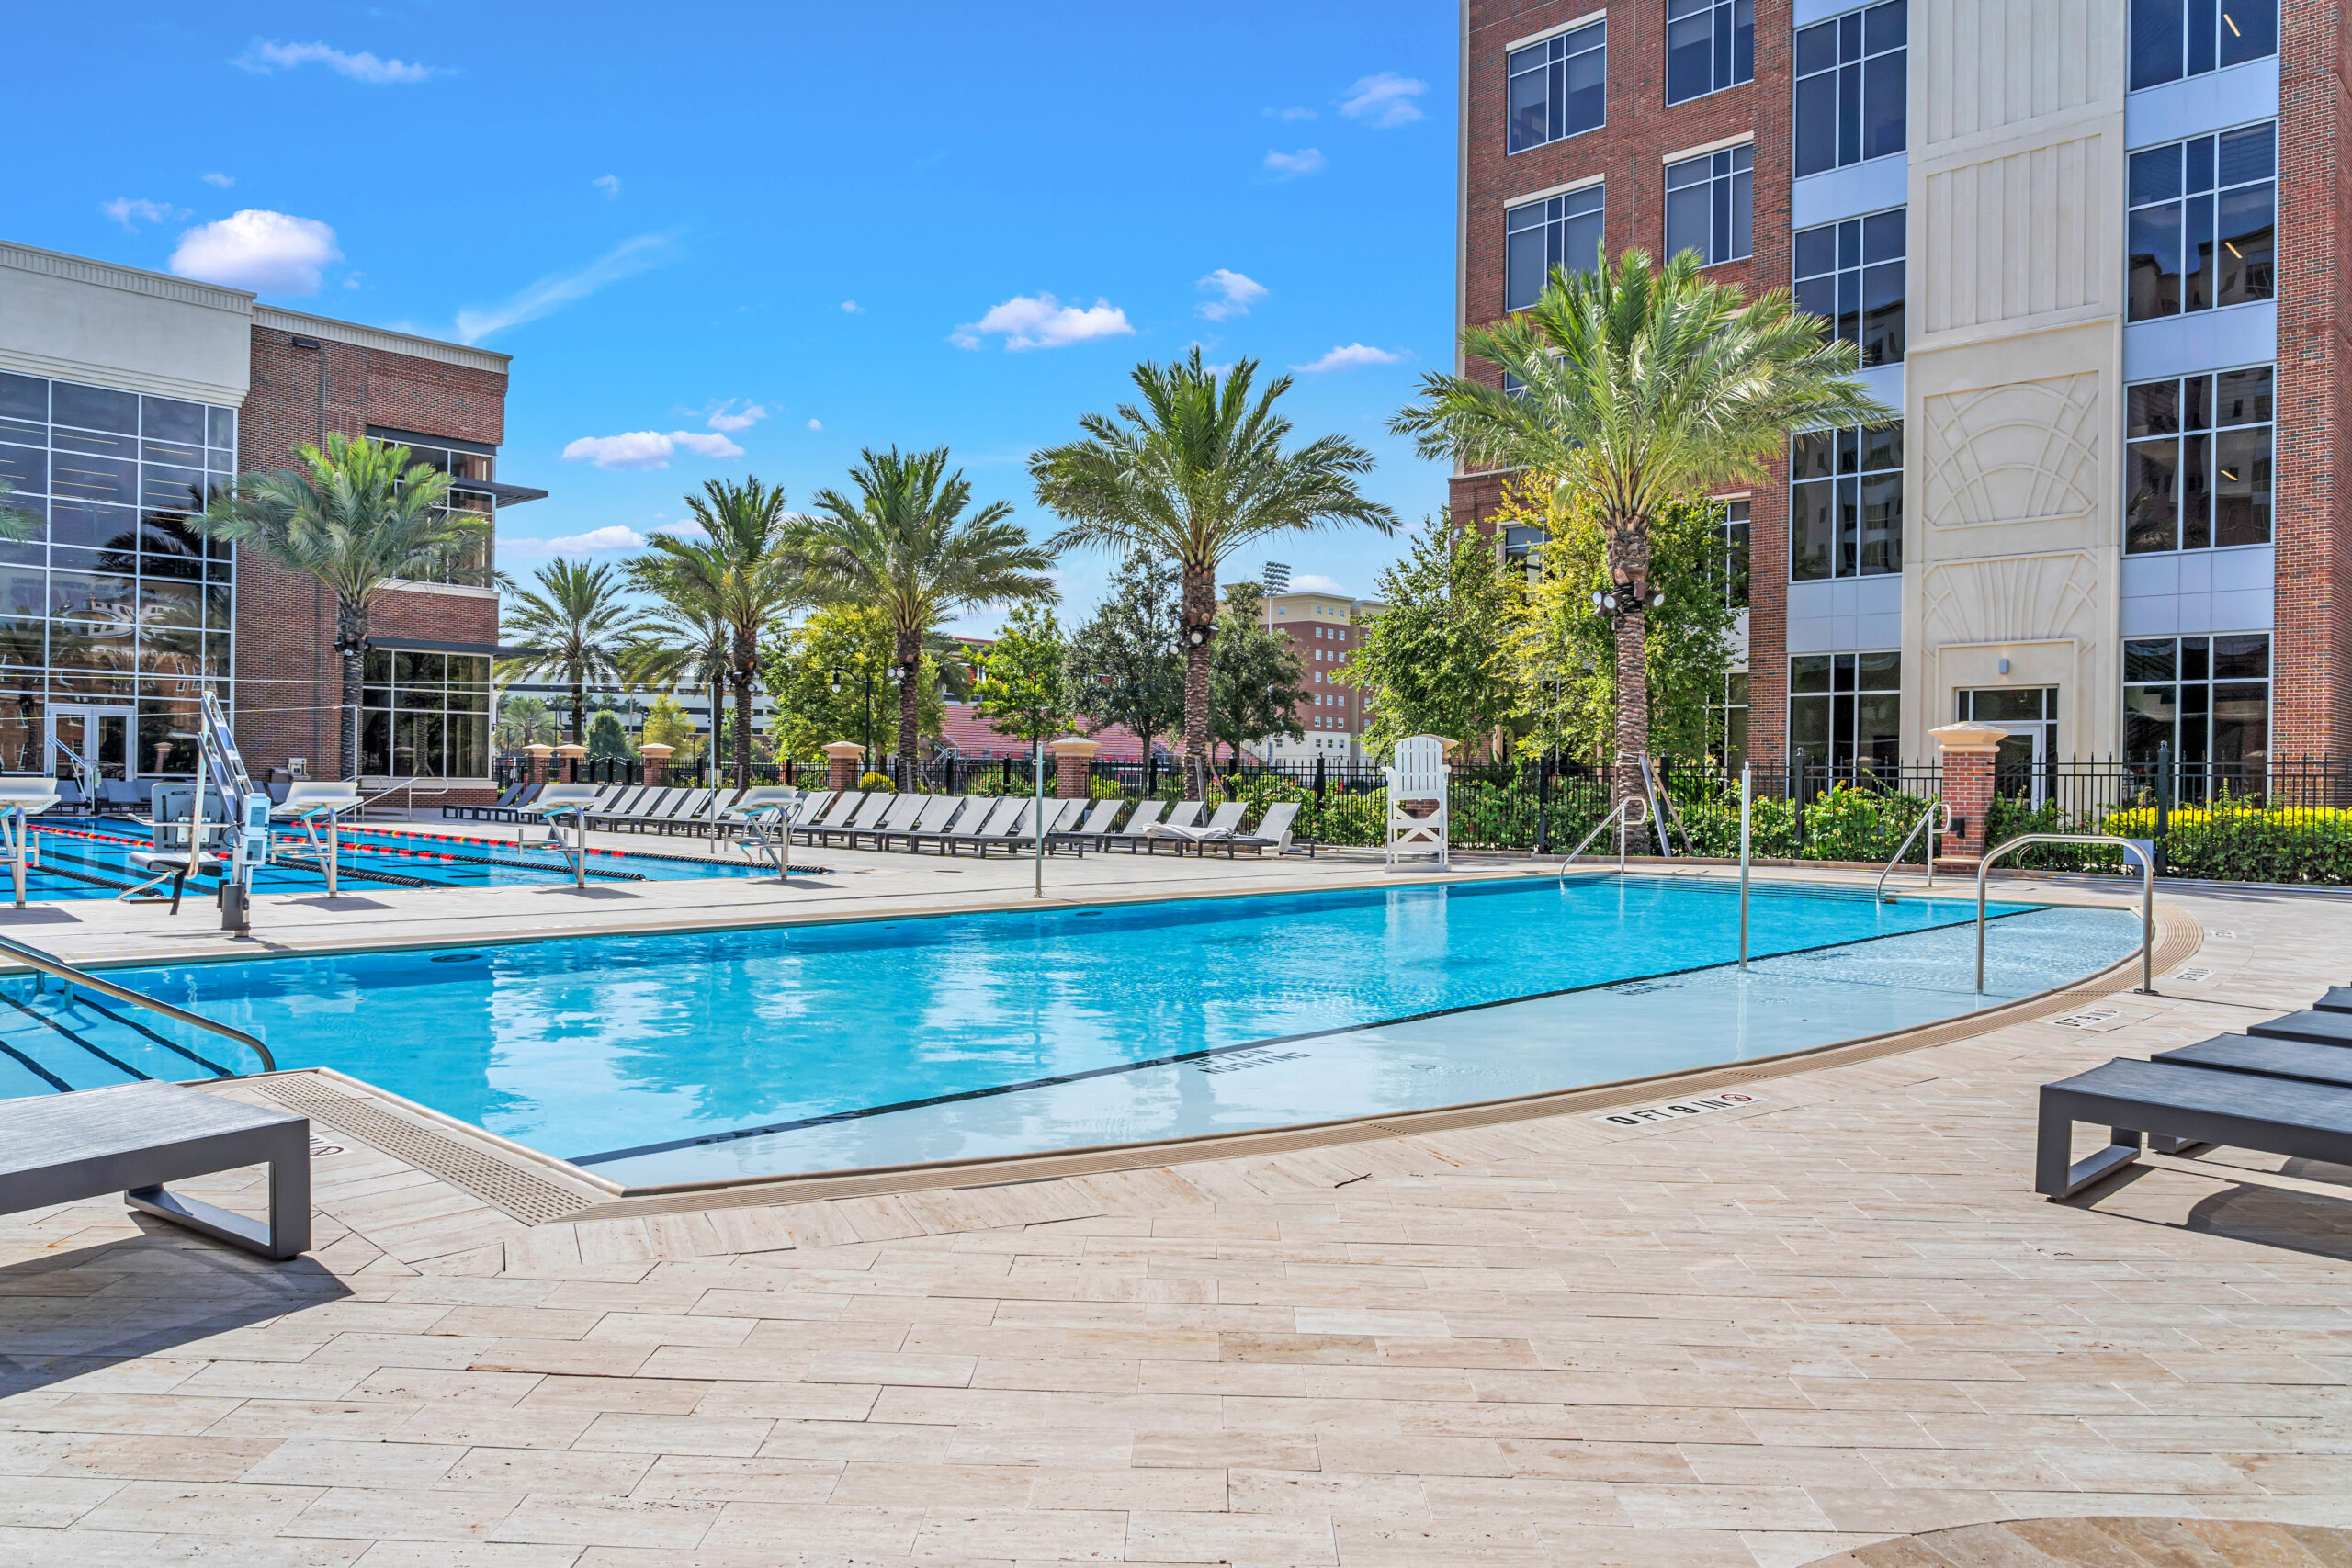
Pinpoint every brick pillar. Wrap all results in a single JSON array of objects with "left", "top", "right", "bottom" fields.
[
  {"left": 556, "top": 743, "right": 586, "bottom": 784},
  {"left": 524, "top": 744, "right": 553, "bottom": 785},
  {"left": 823, "top": 740, "right": 864, "bottom": 793},
  {"left": 1048, "top": 735, "right": 1101, "bottom": 798},
  {"left": 1928, "top": 721, "right": 2005, "bottom": 868},
  {"left": 639, "top": 743, "right": 673, "bottom": 787}
]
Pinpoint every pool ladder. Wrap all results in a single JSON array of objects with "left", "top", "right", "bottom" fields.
[
  {"left": 1555, "top": 796, "right": 1650, "bottom": 876},
  {"left": 1873, "top": 799, "right": 1952, "bottom": 903},
  {"left": 0, "top": 930, "right": 275, "bottom": 1073}
]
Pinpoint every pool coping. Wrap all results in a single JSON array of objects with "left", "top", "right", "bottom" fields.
[{"left": 224, "top": 882, "right": 2200, "bottom": 1225}]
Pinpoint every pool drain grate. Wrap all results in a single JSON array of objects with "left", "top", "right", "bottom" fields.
[{"left": 258, "top": 1076, "right": 598, "bottom": 1225}]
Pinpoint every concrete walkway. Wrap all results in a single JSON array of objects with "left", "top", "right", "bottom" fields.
[{"left": 1, "top": 872, "right": 2348, "bottom": 1565}]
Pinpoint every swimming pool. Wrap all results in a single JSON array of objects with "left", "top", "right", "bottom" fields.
[
  {"left": 0, "top": 875, "right": 2139, "bottom": 1186},
  {"left": 18, "top": 820, "right": 766, "bottom": 897}
]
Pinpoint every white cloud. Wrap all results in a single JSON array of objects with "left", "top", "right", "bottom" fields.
[
  {"left": 1196, "top": 268, "right": 1268, "bottom": 321},
  {"left": 840, "top": 299, "right": 864, "bottom": 313},
  {"left": 950, "top": 292, "right": 1135, "bottom": 351},
  {"left": 168, "top": 210, "right": 342, "bottom": 294},
  {"left": 1262, "top": 148, "right": 1327, "bottom": 179},
  {"left": 1263, "top": 106, "right": 1317, "bottom": 121},
  {"left": 1338, "top": 72, "right": 1428, "bottom": 128},
  {"left": 201, "top": 172, "right": 234, "bottom": 188},
  {"left": 101, "top": 197, "right": 183, "bottom": 231},
  {"left": 1294, "top": 343, "right": 1407, "bottom": 373},
  {"left": 592, "top": 174, "right": 621, "bottom": 199},
  {"left": 560, "top": 429, "right": 742, "bottom": 470},
  {"left": 806, "top": 418, "right": 823, "bottom": 432},
  {"left": 234, "top": 39, "right": 439, "bottom": 84},
  {"left": 454, "top": 231, "right": 679, "bottom": 344},
  {"left": 669, "top": 431, "right": 744, "bottom": 458},
  {"left": 506, "top": 525, "right": 648, "bottom": 556},
  {"left": 1292, "top": 572, "right": 1345, "bottom": 593},
  {"left": 704, "top": 400, "right": 766, "bottom": 433}
]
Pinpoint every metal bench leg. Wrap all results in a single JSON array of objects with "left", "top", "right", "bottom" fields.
[
  {"left": 2037, "top": 1089, "right": 2142, "bottom": 1199},
  {"left": 126, "top": 1122, "right": 311, "bottom": 1260}
]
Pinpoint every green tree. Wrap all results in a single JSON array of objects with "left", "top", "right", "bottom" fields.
[
  {"left": 973, "top": 602, "right": 1070, "bottom": 749},
  {"left": 195, "top": 431, "right": 487, "bottom": 776},
  {"left": 628, "top": 477, "right": 804, "bottom": 789},
  {"left": 639, "top": 694, "right": 696, "bottom": 760},
  {"left": 492, "top": 694, "right": 560, "bottom": 754},
  {"left": 0, "top": 477, "right": 36, "bottom": 543},
  {"left": 585, "top": 708, "right": 633, "bottom": 759},
  {"left": 1209, "top": 581, "right": 1308, "bottom": 766},
  {"left": 498, "top": 558, "right": 655, "bottom": 743},
  {"left": 760, "top": 604, "right": 950, "bottom": 767},
  {"left": 1030, "top": 350, "right": 1398, "bottom": 796},
  {"left": 1391, "top": 249, "right": 1891, "bottom": 783},
  {"left": 1336, "top": 517, "right": 1521, "bottom": 761},
  {"left": 1065, "top": 550, "right": 1184, "bottom": 774},
  {"left": 803, "top": 446, "right": 1056, "bottom": 788}
]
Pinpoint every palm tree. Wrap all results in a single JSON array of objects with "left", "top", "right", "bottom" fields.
[
  {"left": 498, "top": 558, "right": 657, "bottom": 744},
  {"left": 621, "top": 598, "right": 730, "bottom": 780},
  {"left": 628, "top": 478, "right": 803, "bottom": 789},
  {"left": 195, "top": 431, "right": 486, "bottom": 778},
  {"left": 1392, "top": 248, "right": 1894, "bottom": 784},
  {"left": 492, "top": 694, "right": 560, "bottom": 753},
  {"left": 804, "top": 447, "right": 1057, "bottom": 788},
  {"left": 1030, "top": 350, "right": 1397, "bottom": 794}
]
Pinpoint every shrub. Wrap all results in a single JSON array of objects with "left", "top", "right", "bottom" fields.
[{"left": 857, "top": 772, "right": 894, "bottom": 793}]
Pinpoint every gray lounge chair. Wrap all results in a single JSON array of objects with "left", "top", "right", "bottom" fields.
[
  {"left": 1146, "top": 801, "right": 1245, "bottom": 855},
  {"left": 2247, "top": 1010, "right": 2352, "bottom": 1047},
  {"left": 1203, "top": 800, "right": 1306, "bottom": 858},
  {"left": 2037, "top": 1053, "right": 2352, "bottom": 1201},
  {"left": 0, "top": 1080, "right": 310, "bottom": 1259},
  {"left": 820, "top": 791, "right": 896, "bottom": 847},
  {"left": 788, "top": 791, "right": 864, "bottom": 845},
  {"left": 847, "top": 793, "right": 928, "bottom": 850},
  {"left": 1102, "top": 799, "right": 1168, "bottom": 852},
  {"left": 930, "top": 796, "right": 1026, "bottom": 856},
  {"left": 450, "top": 781, "right": 526, "bottom": 820},
  {"left": 877, "top": 793, "right": 964, "bottom": 852},
  {"left": 1050, "top": 797, "right": 1126, "bottom": 851},
  {"left": 987, "top": 798, "right": 1089, "bottom": 857}
]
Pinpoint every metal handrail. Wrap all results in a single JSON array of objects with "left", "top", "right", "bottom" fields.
[
  {"left": 0, "top": 931, "right": 275, "bottom": 1073},
  {"left": 356, "top": 777, "right": 454, "bottom": 816},
  {"left": 1875, "top": 798, "right": 1951, "bottom": 903},
  {"left": 1557, "top": 796, "right": 1650, "bottom": 876},
  {"left": 1976, "top": 833, "right": 2156, "bottom": 996}
]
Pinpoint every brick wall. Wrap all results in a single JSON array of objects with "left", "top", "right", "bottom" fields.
[
  {"left": 1453, "top": 0, "right": 1794, "bottom": 767},
  {"left": 235, "top": 325, "right": 505, "bottom": 778},
  {"left": 2272, "top": 0, "right": 2352, "bottom": 760}
]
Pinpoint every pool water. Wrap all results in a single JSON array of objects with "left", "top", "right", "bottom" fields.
[
  {"left": 0, "top": 876, "right": 2139, "bottom": 1184},
  {"left": 19, "top": 820, "right": 763, "bottom": 897}
]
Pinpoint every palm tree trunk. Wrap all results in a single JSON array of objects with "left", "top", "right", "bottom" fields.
[
  {"left": 335, "top": 597, "right": 368, "bottom": 783},
  {"left": 896, "top": 629, "right": 921, "bottom": 791},
  {"left": 732, "top": 625, "right": 756, "bottom": 791},
  {"left": 1181, "top": 565, "right": 1215, "bottom": 798},
  {"left": 1607, "top": 517, "right": 1652, "bottom": 809}
]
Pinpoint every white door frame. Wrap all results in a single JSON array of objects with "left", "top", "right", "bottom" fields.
[{"left": 46, "top": 705, "right": 140, "bottom": 786}]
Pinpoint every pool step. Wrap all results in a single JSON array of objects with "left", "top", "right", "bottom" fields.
[
  {"left": 1603, "top": 873, "right": 1957, "bottom": 904},
  {"left": 0, "top": 980, "right": 240, "bottom": 1099}
]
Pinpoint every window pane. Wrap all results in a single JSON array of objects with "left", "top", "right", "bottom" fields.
[
  {"left": 2125, "top": 437, "right": 2181, "bottom": 553},
  {"left": 2125, "top": 638, "right": 2177, "bottom": 681},
  {"left": 51, "top": 383, "right": 137, "bottom": 434},
  {"left": 1835, "top": 475, "right": 1860, "bottom": 577},
  {"left": 2214, "top": 366, "right": 2272, "bottom": 424},
  {"left": 2123, "top": 684, "right": 2177, "bottom": 762},
  {"left": 1509, "top": 68, "right": 1548, "bottom": 152},
  {"left": 1559, "top": 207, "right": 1604, "bottom": 277},
  {"left": 1860, "top": 51, "right": 1905, "bottom": 160},
  {"left": 1859, "top": 472, "right": 1902, "bottom": 574},
  {"left": 1792, "top": 479, "right": 1835, "bottom": 580},
  {"left": 2219, "top": 0, "right": 2277, "bottom": 65},
  {"left": 1860, "top": 261, "right": 1905, "bottom": 364},
  {"left": 2181, "top": 432, "right": 2212, "bottom": 549},
  {"left": 1665, "top": 180, "right": 1711, "bottom": 264},
  {"left": 1864, "top": 0, "right": 1905, "bottom": 53},
  {"left": 1727, "top": 165, "right": 1752, "bottom": 259},
  {"left": 1794, "top": 223, "right": 1838, "bottom": 277},
  {"left": 1564, "top": 48, "right": 1606, "bottom": 135},
  {"left": 1794, "top": 73, "right": 1838, "bottom": 175},
  {"left": 2213, "top": 633, "right": 2269, "bottom": 678},
  {"left": 2211, "top": 682, "right": 2267, "bottom": 766},
  {"left": 1792, "top": 655, "right": 1833, "bottom": 694},
  {"left": 1792, "top": 431, "right": 1836, "bottom": 480},
  {"left": 2128, "top": 202, "right": 2183, "bottom": 321},
  {"left": 1506, "top": 224, "right": 1546, "bottom": 310},
  {"left": 2131, "top": 0, "right": 2186, "bottom": 85},
  {"left": 1667, "top": 10, "right": 1711, "bottom": 102},
  {"left": 2130, "top": 143, "right": 2184, "bottom": 203},
  {"left": 2218, "top": 122, "right": 2274, "bottom": 184},
  {"left": 2129, "top": 378, "right": 2179, "bottom": 436},
  {"left": 2213, "top": 183, "right": 2275, "bottom": 306},
  {"left": 2211, "top": 424, "right": 2270, "bottom": 547}
]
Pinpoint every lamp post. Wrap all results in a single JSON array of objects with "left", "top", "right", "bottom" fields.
[{"left": 885, "top": 660, "right": 916, "bottom": 789}]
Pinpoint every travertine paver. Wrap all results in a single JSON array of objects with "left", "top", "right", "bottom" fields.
[{"left": 2, "top": 878, "right": 2350, "bottom": 1567}]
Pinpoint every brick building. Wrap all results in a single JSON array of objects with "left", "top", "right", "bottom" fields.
[
  {"left": 1454, "top": 0, "right": 2321, "bottom": 786},
  {"left": 1255, "top": 586, "right": 1385, "bottom": 763},
  {"left": 0, "top": 241, "right": 540, "bottom": 794}
]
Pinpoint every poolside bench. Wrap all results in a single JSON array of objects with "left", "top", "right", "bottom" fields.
[
  {"left": 0, "top": 1080, "right": 311, "bottom": 1259},
  {"left": 2318, "top": 987, "right": 2352, "bottom": 1015},
  {"left": 2154, "top": 1034, "right": 2352, "bottom": 1088},
  {"left": 2036, "top": 1055, "right": 2352, "bottom": 1201},
  {"left": 2247, "top": 1010, "right": 2352, "bottom": 1047}
]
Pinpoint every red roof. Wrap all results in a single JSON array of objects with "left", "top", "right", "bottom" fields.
[{"left": 937, "top": 705, "right": 1165, "bottom": 761}]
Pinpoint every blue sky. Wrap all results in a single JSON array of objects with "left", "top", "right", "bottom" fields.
[{"left": 23, "top": 2, "right": 1459, "bottom": 633}]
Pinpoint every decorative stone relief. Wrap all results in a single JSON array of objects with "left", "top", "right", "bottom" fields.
[
  {"left": 1922, "top": 372, "right": 2102, "bottom": 527},
  {"left": 1921, "top": 553, "right": 2102, "bottom": 648}
]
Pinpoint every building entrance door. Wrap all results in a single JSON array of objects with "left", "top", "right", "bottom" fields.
[
  {"left": 47, "top": 706, "right": 136, "bottom": 799},
  {"left": 1956, "top": 687, "right": 2057, "bottom": 810}
]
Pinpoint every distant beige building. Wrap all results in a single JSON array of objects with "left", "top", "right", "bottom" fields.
[{"left": 1255, "top": 587, "right": 1385, "bottom": 764}]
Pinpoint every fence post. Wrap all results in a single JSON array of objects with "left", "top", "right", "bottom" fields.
[
  {"left": 2154, "top": 741, "right": 2172, "bottom": 879},
  {"left": 1790, "top": 748, "right": 1805, "bottom": 856}
]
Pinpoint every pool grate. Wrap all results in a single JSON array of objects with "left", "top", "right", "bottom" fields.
[{"left": 258, "top": 1075, "right": 599, "bottom": 1225}]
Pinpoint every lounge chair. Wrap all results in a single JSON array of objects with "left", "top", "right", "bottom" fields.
[
  {"left": 514, "top": 783, "right": 602, "bottom": 846},
  {"left": 1102, "top": 799, "right": 1168, "bottom": 852},
  {"left": 818, "top": 791, "right": 896, "bottom": 847},
  {"left": 878, "top": 794, "right": 967, "bottom": 852},
  {"left": 51, "top": 779, "right": 89, "bottom": 817},
  {"left": 1202, "top": 800, "right": 1306, "bottom": 858},
  {"left": 97, "top": 779, "right": 145, "bottom": 815},
  {"left": 922, "top": 795, "right": 1024, "bottom": 855},
  {"left": 0, "top": 1080, "right": 311, "bottom": 1259},
  {"left": 2318, "top": 987, "right": 2352, "bottom": 1014},
  {"left": 594, "top": 787, "right": 672, "bottom": 830},
  {"left": 1050, "top": 797, "right": 1126, "bottom": 851},
  {"left": 2154, "top": 1034, "right": 2352, "bottom": 1087},
  {"left": 2037, "top": 1054, "right": 2352, "bottom": 1201},
  {"left": 450, "top": 781, "right": 528, "bottom": 820},
  {"left": 1146, "top": 801, "right": 1246, "bottom": 855},
  {"left": 787, "top": 791, "right": 864, "bottom": 845},
  {"left": 846, "top": 792, "right": 928, "bottom": 850},
  {"left": 268, "top": 782, "right": 364, "bottom": 823},
  {"left": 986, "top": 798, "right": 1091, "bottom": 858},
  {"left": 650, "top": 788, "right": 714, "bottom": 833},
  {"left": 2247, "top": 1010, "right": 2352, "bottom": 1047}
]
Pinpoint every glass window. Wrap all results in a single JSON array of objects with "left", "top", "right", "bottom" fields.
[
  {"left": 361, "top": 647, "right": 493, "bottom": 778},
  {"left": 2130, "top": 0, "right": 2278, "bottom": 89},
  {"left": 2128, "top": 121, "right": 2274, "bottom": 321},
  {"left": 357, "top": 432, "right": 498, "bottom": 588},
  {"left": 1790, "top": 650, "right": 1902, "bottom": 773},
  {"left": 1508, "top": 20, "right": 1607, "bottom": 153},
  {"left": 1708, "top": 671, "right": 1750, "bottom": 767},
  {"left": 2123, "top": 633, "right": 2269, "bottom": 784},
  {"left": 1791, "top": 422, "right": 1904, "bottom": 580},
  {"left": 1717, "top": 499, "right": 1750, "bottom": 609},
  {"left": 1667, "top": 0, "right": 1756, "bottom": 104},
  {"left": 1794, "top": 207, "right": 1905, "bottom": 366},
  {"left": 1794, "top": 0, "right": 1906, "bottom": 177},
  {"left": 1506, "top": 185, "right": 1605, "bottom": 310},
  {"left": 1665, "top": 144, "right": 1754, "bottom": 265},
  {"left": 2124, "top": 365, "right": 2272, "bottom": 552}
]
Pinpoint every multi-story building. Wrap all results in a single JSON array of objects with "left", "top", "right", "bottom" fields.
[
  {"left": 1454, "top": 0, "right": 2318, "bottom": 784},
  {"left": 1257, "top": 586, "right": 1384, "bottom": 762},
  {"left": 0, "top": 241, "right": 541, "bottom": 795}
]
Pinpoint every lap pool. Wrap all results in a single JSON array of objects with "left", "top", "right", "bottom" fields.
[{"left": 0, "top": 876, "right": 2140, "bottom": 1187}]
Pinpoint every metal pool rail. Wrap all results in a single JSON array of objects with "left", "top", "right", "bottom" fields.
[{"left": 1976, "top": 833, "right": 2155, "bottom": 996}]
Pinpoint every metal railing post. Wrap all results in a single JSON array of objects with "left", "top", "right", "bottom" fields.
[
  {"left": 1975, "top": 832, "right": 2156, "bottom": 996},
  {"left": 1737, "top": 764, "right": 1750, "bottom": 971}
]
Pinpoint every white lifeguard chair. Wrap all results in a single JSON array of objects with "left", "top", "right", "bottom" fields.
[{"left": 1382, "top": 734, "right": 1451, "bottom": 869}]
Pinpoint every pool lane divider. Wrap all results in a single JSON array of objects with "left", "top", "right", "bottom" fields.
[
  {"left": 565, "top": 904, "right": 2049, "bottom": 1169},
  {"left": 34, "top": 824, "right": 647, "bottom": 886}
]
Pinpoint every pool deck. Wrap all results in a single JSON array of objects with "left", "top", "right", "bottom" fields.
[{"left": 2, "top": 847, "right": 2350, "bottom": 1566}]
